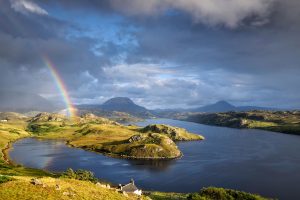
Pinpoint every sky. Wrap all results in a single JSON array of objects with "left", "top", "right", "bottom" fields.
[{"left": 0, "top": 0, "right": 300, "bottom": 109}]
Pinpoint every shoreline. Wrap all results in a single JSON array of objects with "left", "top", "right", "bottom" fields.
[
  {"left": 2, "top": 141, "right": 13, "bottom": 165},
  {"left": 67, "top": 140, "right": 184, "bottom": 160},
  {"left": 1, "top": 137, "right": 28, "bottom": 166},
  {"left": 7, "top": 137, "right": 183, "bottom": 162}
]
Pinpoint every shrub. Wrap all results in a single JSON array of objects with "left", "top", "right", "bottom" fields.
[
  {"left": 188, "top": 193, "right": 208, "bottom": 200},
  {"left": 61, "top": 168, "right": 97, "bottom": 182},
  {"left": 0, "top": 175, "right": 14, "bottom": 184},
  {"left": 27, "top": 123, "right": 61, "bottom": 135},
  {"left": 188, "top": 187, "right": 267, "bottom": 200}
]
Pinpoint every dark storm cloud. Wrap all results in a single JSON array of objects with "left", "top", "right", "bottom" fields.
[{"left": 1, "top": 0, "right": 300, "bottom": 109}]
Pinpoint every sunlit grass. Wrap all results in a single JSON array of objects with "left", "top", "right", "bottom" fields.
[{"left": 0, "top": 176, "right": 143, "bottom": 200}]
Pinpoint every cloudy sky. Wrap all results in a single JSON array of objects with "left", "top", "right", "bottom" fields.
[{"left": 0, "top": 0, "right": 300, "bottom": 109}]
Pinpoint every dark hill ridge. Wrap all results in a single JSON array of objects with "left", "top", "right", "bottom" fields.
[
  {"left": 78, "top": 97, "right": 154, "bottom": 119},
  {"left": 79, "top": 98, "right": 279, "bottom": 120},
  {"left": 194, "top": 100, "right": 236, "bottom": 112},
  {"left": 191, "top": 100, "right": 275, "bottom": 113},
  {"left": 153, "top": 100, "right": 278, "bottom": 118},
  {"left": 101, "top": 97, "right": 147, "bottom": 113}
]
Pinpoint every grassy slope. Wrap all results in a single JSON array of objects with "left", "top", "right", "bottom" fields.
[
  {"left": 140, "top": 124, "right": 204, "bottom": 141},
  {"left": 0, "top": 176, "right": 143, "bottom": 200},
  {"left": 0, "top": 120, "right": 29, "bottom": 162},
  {"left": 0, "top": 118, "right": 56, "bottom": 178},
  {"left": 186, "top": 110, "right": 300, "bottom": 135},
  {"left": 0, "top": 176, "right": 271, "bottom": 200}
]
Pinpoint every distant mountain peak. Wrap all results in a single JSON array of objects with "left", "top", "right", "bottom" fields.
[
  {"left": 194, "top": 100, "right": 236, "bottom": 112},
  {"left": 214, "top": 100, "right": 233, "bottom": 106},
  {"left": 102, "top": 97, "right": 134, "bottom": 105},
  {"left": 100, "top": 97, "right": 153, "bottom": 118}
]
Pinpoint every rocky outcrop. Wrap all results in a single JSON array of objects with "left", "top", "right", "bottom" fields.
[
  {"left": 29, "top": 112, "right": 67, "bottom": 123},
  {"left": 128, "top": 134, "right": 144, "bottom": 143},
  {"left": 140, "top": 124, "right": 204, "bottom": 141},
  {"left": 125, "top": 133, "right": 182, "bottom": 159}
]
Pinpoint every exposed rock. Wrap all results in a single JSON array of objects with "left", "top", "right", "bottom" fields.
[
  {"left": 63, "top": 188, "right": 76, "bottom": 197},
  {"left": 30, "top": 178, "right": 43, "bottom": 186},
  {"left": 128, "top": 134, "right": 143, "bottom": 143},
  {"left": 141, "top": 124, "right": 203, "bottom": 141},
  {"left": 96, "top": 182, "right": 110, "bottom": 189},
  {"left": 30, "top": 112, "right": 67, "bottom": 123},
  {"left": 95, "top": 182, "right": 101, "bottom": 187},
  {"left": 62, "top": 192, "right": 69, "bottom": 196},
  {"left": 55, "top": 184, "right": 61, "bottom": 190}
]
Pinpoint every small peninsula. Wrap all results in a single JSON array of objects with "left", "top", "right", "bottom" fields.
[{"left": 27, "top": 113, "right": 204, "bottom": 159}]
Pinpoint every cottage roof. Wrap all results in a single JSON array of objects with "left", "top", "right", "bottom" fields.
[{"left": 121, "top": 182, "right": 138, "bottom": 193}]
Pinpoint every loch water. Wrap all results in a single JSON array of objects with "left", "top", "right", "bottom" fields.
[{"left": 9, "top": 119, "right": 300, "bottom": 199}]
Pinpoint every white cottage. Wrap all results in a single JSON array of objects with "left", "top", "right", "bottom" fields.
[
  {"left": 0, "top": 119, "right": 8, "bottom": 123},
  {"left": 119, "top": 179, "right": 142, "bottom": 196}
]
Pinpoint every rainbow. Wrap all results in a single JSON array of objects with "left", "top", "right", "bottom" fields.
[{"left": 42, "top": 56, "right": 77, "bottom": 118}]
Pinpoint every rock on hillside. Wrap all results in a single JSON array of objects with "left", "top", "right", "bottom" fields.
[
  {"left": 140, "top": 124, "right": 204, "bottom": 141},
  {"left": 30, "top": 113, "right": 67, "bottom": 123}
]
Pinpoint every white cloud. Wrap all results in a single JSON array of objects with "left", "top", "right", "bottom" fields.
[
  {"left": 10, "top": 0, "right": 48, "bottom": 15},
  {"left": 112, "top": 0, "right": 274, "bottom": 28}
]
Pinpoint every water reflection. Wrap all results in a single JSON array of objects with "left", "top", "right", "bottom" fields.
[{"left": 128, "top": 159, "right": 177, "bottom": 171}]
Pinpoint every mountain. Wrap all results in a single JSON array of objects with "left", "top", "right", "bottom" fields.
[
  {"left": 191, "top": 100, "right": 276, "bottom": 113},
  {"left": 193, "top": 100, "right": 236, "bottom": 112},
  {"left": 0, "top": 91, "right": 56, "bottom": 113},
  {"left": 77, "top": 97, "right": 154, "bottom": 119},
  {"left": 101, "top": 97, "right": 146, "bottom": 112},
  {"left": 154, "top": 100, "right": 278, "bottom": 118}
]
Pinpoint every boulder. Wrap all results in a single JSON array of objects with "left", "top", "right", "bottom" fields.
[
  {"left": 30, "top": 178, "right": 43, "bottom": 186},
  {"left": 128, "top": 135, "right": 143, "bottom": 143}
]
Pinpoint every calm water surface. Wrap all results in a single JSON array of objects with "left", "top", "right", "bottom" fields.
[{"left": 9, "top": 119, "right": 300, "bottom": 199}]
